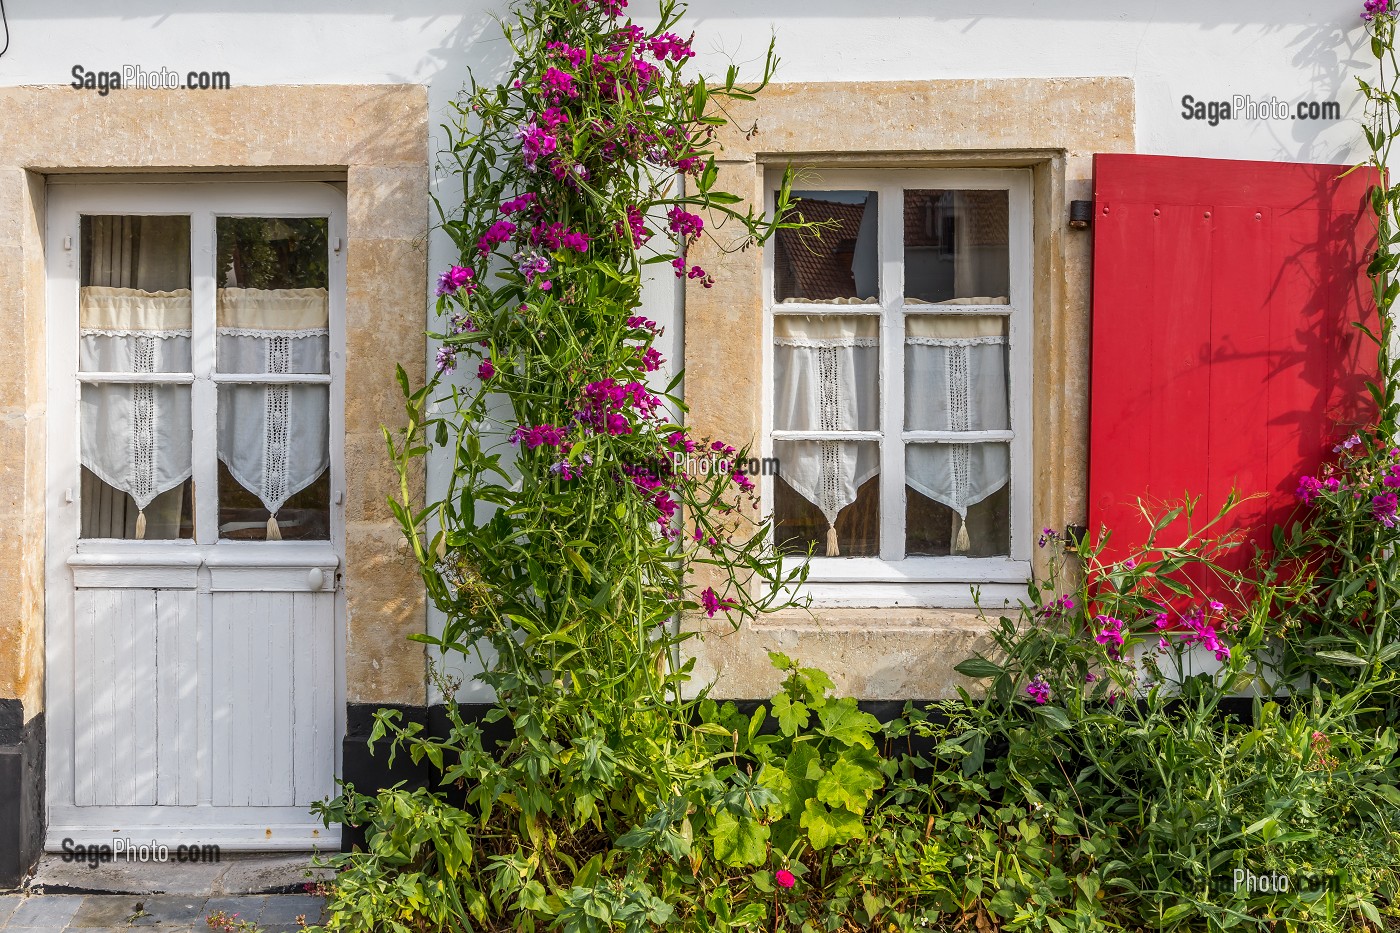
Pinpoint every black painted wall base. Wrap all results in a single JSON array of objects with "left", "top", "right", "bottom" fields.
[{"left": 0, "top": 700, "right": 45, "bottom": 891}]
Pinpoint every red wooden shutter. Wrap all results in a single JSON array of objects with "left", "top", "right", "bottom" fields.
[{"left": 1089, "top": 154, "right": 1378, "bottom": 570}]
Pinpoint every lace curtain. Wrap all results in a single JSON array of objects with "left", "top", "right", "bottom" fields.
[
  {"left": 773, "top": 313, "right": 1009, "bottom": 555},
  {"left": 216, "top": 288, "right": 331, "bottom": 540},
  {"left": 79, "top": 285, "right": 330, "bottom": 540}
]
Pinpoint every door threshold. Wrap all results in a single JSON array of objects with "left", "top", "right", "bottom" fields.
[{"left": 25, "top": 851, "right": 336, "bottom": 896}]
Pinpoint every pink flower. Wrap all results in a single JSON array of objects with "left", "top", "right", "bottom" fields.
[
  {"left": 540, "top": 66, "right": 579, "bottom": 101},
  {"left": 1296, "top": 475, "right": 1323, "bottom": 504},
  {"left": 775, "top": 869, "right": 796, "bottom": 889},
  {"left": 1373, "top": 490, "right": 1399, "bottom": 528},
  {"left": 500, "top": 193, "right": 538, "bottom": 214},
  {"left": 478, "top": 359, "right": 495, "bottom": 381},
  {"left": 667, "top": 205, "right": 704, "bottom": 238},
  {"left": 1025, "top": 677, "right": 1050, "bottom": 705},
  {"left": 700, "top": 586, "right": 737, "bottom": 617},
  {"left": 1094, "top": 615, "right": 1125, "bottom": 649},
  {"left": 434, "top": 345, "right": 457, "bottom": 375},
  {"left": 478, "top": 219, "right": 517, "bottom": 254},
  {"left": 435, "top": 265, "right": 476, "bottom": 298}
]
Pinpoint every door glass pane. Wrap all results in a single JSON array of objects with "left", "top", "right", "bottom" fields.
[
  {"left": 905, "top": 314, "right": 1009, "bottom": 432},
  {"left": 217, "top": 217, "right": 330, "bottom": 375},
  {"left": 773, "top": 441, "right": 878, "bottom": 557},
  {"left": 217, "top": 384, "right": 330, "bottom": 540},
  {"left": 903, "top": 190, "right": 1009, "bottom": 305},
  {"left": 774, "top": 190, "right": 878, "bottom": 304},
  {"left": 774, "top": 315, "right": 879, "bottom": 432},
  {"left": 79, "top": 383, "right": 193, "bottom": 540},
  {"left": 79, "top": 215, "right": 191, "bottom": 373},
  {"left": 905, "top": 442, "right": 1009, "bottom": 557}
]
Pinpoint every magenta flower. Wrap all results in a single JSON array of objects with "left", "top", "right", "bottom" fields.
[
  {"left": 435, "top": 265, "right": 476, "bottom": 298},
  {"left": 1365, "top": 1, "right": 1392, "bottom": 24},
  {"left": 667, "top": 206, "right": 704, "bottom": 239},
  {"left": 1094, "top": 615, "right": 1125, "bottom": 649},
  {"left": 478, "top": 359, "right": 495, "bottom": 381},
  {"left": 499, "top": 193, "right": 537, "bottom": 214},
  {"left": 1025, "top": 677, "right": 1050, "bottom": 705},
  {"left": 700, "top": 586, "right": 737, "bottom": 617},
  {"left": 478, "top": 219, "right": 517, "bottom": 254},
  {"left": 540, "top": 66, "right": 579, "bottom": 101},
  {"left": 775, "top": 869, "right": 796, "bottom": 889},
  {"left": 517, "top": 122, "right": 558, "bottom": 171},
  {"left": 1373, "top": 490, "right": 1399, "bottom": 528},
  {"left": 1296, "top": 475, "right": 1323, "bottom": 504},
  {"left": 510, "top": 424, "right": 568, "bottom": 450}
]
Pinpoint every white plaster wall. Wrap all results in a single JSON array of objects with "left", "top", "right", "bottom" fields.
[{"left": 0, "top": 0, "right": 1378, "bottom": 699}]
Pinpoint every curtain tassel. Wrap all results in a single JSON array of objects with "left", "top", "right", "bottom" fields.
[
  {"left": 825, "top": 522, "right": 840, "bottom": 557},
  {"left": 266, "top": 513, "right": 283, "bottom": 541},
  {"left": 135, "top": 510, "right": 147, "bottom": 540},
  {"left": 954, "top": 513, "right": 970, "bottom": 554}
]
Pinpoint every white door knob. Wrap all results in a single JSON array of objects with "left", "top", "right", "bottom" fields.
[{"left": 308, "top": 568, "right": 325, "bottom": 591}]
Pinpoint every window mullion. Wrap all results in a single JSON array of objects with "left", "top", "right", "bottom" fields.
[
  {"left": 190, "top": 210, "right": 219, "bottom": 545},
  {"left": 878, "top": 183, "right": 905, "bottom": 562}
]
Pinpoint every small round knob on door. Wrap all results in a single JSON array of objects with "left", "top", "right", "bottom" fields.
[{"left": 308, "top": 568, "right": 325, "bottom": 591}]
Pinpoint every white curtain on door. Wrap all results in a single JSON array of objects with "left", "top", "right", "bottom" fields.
[
  {"left": 80, "top": 286, "right": 193, "bottom": 539},
  {"left": 216, "top": 287, "right": 331, "bottom": 540},
  {"left": 773, "top": 313, "right": 1010, "bottom": 555}
]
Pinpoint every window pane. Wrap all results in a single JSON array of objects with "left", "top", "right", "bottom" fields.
[
  {"left": 217, "top": 217, "right": 330, "bottom": 375},
  {"left": 905, "top": 442, "right": 1009, "bottom": 557},
  {"left": 904, "top": 314, "right": 1008, "bottom": 432},
  {"left": 903, "top": 190, "right": 1009, "bottom": 304},
  {"left": 774, "top": 190, "right": 878, "bottom": 304},
  {"left": 773, "top": 441, "right": 878, "bottom": 557},
  {"left": 217, "top": 384, "right": 330, "bottom": 540},
  {"left": 80, "top": 215, "right": 191, "bottom": 374},
  {"left": 774, "top": 315, "right": 879, "bottom": 432},
  {"left": 80, "top": 383, "right": 193, "bottom": 540}
]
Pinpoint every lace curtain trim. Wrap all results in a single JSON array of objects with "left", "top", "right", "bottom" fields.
[
  {"left": 219, "top": 327, "right": 330, "bottom": 340},
  {"left": 81, "top": 328, "right": 192, "bottom": 339},
  {"left": 905, "top": 335, "right": 1006, "bottom": 347},
  {"left": 774, "top": 336, "right": 880, "bottom": 349}
]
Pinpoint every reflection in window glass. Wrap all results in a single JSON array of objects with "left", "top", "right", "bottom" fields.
[
  {"left": 774, "top": 191, "right": 878, "bottom": 304},
  {"left": 905, "top": 443, "right": 1009, "bottom": 557},
  {"left": 773, "top": 441, "right": 879, "bottom": 557},
  {"left": 903, "top": 189, "right": 1009, "bottom": 304},
  {"left": 217, "top": 384, "right": 330, "bottom": 540}
]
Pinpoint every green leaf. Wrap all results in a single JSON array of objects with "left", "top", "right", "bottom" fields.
[
  {"left": 954, "top": 657, "right": 1002, "bottom": 679},
  {"left": 816, "top": 699, "right": 881, "bottom": 748},
  {"left": 799, "top": 799, "right": 866, "bottom": 849},
  {"left": 1315, "top": 650, "right": 1369, "bottom": 667},
  {"left": 771, "top": 692, "right": 809, "bottom": 736},
  {"left": 815, "top": 756, "right": 883, "bottom": 814},
  {"left": 711, "top": 809, "right": 770, "bottom": 867},
  {"left": 1035, "top": 705, "right": 1072, "bottom": 731}
]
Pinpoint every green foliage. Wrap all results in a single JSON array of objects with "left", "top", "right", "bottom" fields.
[{"left": 304, "top": 2, "right": 1400, "bottom": 931}]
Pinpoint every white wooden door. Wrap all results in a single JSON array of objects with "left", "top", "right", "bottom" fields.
[{"left": 44, "top": 182, "right": 346, "bottom": 850}]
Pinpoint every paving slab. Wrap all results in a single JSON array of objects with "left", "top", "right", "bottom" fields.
[
  {"left": 200, "top": 895, "right": 267, "bottom": 924},
  {"left": 257, "top": 895, "right": 325, "bottom": 926},
  {"left": 6, "top": 895, "right": 84, "bottom": 928},
  {"left": 129, "top": 895, "right": 209, "bottom": 927},
  {"left": 0, "top": 896, "right": 20, "bottom": 926},
  {"left": 68, "top": 896, "right": 148, "bottom": 927}
]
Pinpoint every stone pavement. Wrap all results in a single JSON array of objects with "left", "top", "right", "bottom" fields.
[{"left": 0, "top": 893, "right": 326, "bottom": 932}]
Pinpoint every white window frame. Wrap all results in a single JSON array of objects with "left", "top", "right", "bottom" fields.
[
  {"left": 46, "top": 181, "right": 348, "bottom": 560},
  {"left": 762, "top": 168, "right": 1033, "bottom": 608}
]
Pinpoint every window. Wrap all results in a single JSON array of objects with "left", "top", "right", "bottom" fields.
[
  {"left": 764, "top": 169, "right": 1032, "bottom": 602},
  {"left": 69, "top": 186, "right": 341, "bottom": 544}
]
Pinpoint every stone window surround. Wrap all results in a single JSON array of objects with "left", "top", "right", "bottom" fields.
[
  {"left": 679, "top": 78, "right": 1135, "bottom": 701},
  {"left": 0, "top": 85, "right": 433, "bottom": 734}
]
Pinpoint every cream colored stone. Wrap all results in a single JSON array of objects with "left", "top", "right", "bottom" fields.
[
  {"left": 682, "top": 78, "right": 1134, "bottom": 698},
  {"left": 0, "top": 84, "right": 431, "bottom": 711},
  {"left": 348, "top": 164, "right": 432, "bottom": 242},
  {"left": 344, "top": 521, "right": 428, "bottom": 706},
  {"left": 680, "top": 608, "right": 996, "bottom": 700}
]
